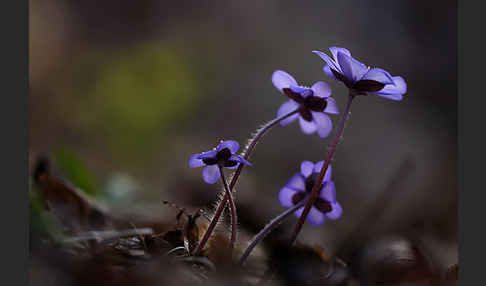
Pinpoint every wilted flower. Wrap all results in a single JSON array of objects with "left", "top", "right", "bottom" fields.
[
  {"left": 278, "top": 160, "right": 342, "bottom": 226},
  {"left": 188, "top": 140, "right": 251, "bottom": 184},
  {"left": 312, "top": 47, "right": 407, "bottom": 100},
  {"left": 272, "top": 70, "right": 339, "bottom": 138}
]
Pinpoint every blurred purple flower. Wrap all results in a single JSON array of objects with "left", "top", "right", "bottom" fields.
[
  {"left": 188, "top": 140, "right": 251, "bottom": 184},
  {"left": 278, "top": 160, "right": 342, "bottom": 226},
  {"left": 272, "top": 70, "right": 339, "bottom": 139},
  {"left": 312, "top": 47, "right": 407, "bottom": 101}
]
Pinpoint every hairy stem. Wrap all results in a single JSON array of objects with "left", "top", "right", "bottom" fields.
[
  {"left": 230, "top": 109, "right": 300, "bottom": 189},
  {"left": 239, "top": 200, "right": 306, "bottom": 265},
  {"left": 192, "top": 109, "right": 299, "bottom": 255},
  {"left": 289, "top": 94, "right": 355, "bottom": 246},
  {"left": 218, "top": 166, "right": 237, "bottom": 254}
]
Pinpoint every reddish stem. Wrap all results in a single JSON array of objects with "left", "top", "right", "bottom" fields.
[
  {"left": 239, "top": 200, "right": 305, "bottom": 265},
  {"left": 288, "top": 94, "right": 355, "bottom": 246},
  {"left": 218, "top": 166, "right": 237, "bottom": 254},
  {"left": 192, "top": 109, "right": 299, "bottom": 255}
]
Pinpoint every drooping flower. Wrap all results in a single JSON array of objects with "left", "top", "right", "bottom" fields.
[
  {"left": 272, "top": 70, "right": 339, "bottom": 139},
  {"left": 188, "top": 140, "right": 251, "bottom": 184},
  {"left": 312, "top": 47, "right": 407, "bottom": 101},
  {"left": 278, "top": 160, "right": 342, "bottom": 226}
]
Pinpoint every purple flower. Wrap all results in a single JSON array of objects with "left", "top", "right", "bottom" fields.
[
  {"left": 312, "top": 47, "right": 407, "bottom": 101},
  {"left": 278, "top": 160, "right": 342, "bottom": 226},
  {"left": 272, "top": 70, "right": 339, "bottom": 139},
  {"left": 188, "top": 140, "right": 251, "bottom": 184}
]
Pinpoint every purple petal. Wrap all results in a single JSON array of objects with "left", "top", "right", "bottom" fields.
[
  {"left": 217, "top": 140, "right": 239, "bottom": 153},
  {"left": 277, "top": 101, "right": 299, "bottom": 126},
  {"left": 279, "top": 187, "right": 299, "bottom": 207},
  {"left": 294, "top": 207, "right": 304, "bottom": 219},
  {"left": 311, "top": 112, "right": 333, "bottom": 138},
  {"left": 290, "top": 85, "right": 313, "bottom": 98},
  {"left": 329, "top": 47, "right": 351, "bottom": 61},
  {"left": 327, "top": 202, "right": 342, "bottom": 220},
  {"left": 376, "top": 92, "right": 403, "bottom": 101},
  {"left": 307, "top": 207, "right": 326, "bottom": 226},
  {"left": 314, "top": 161, "right": 332, "bottom": 182},
  {"left": 272, "top": 70, "right": 298, "bottom": 92},
  {"left": 300, "top": 161, "right": 315, "bottom": 178},
  {"left": 324, "top": 97, "right": 339, "bottom": 114},
  {"left": 323, "top": 65, "right": 338, "bottom": 80},
  {"left": 299, "top": 117, "right": 317, "bottom": 134},
  {"left": 202, "top": 165, "right": 220, "bottom": 184},
  {"left": 361, "top": 68, "right": 394, "bottom": 85},
  {"left": 311, "top": 81, "right": 332, "bottom": 98},
  {"left": 295, "top": 207, "right": 325, "bottom": 226},
  {"left": 229, "top": 154, "right": 251, "bottom": 166},
  {"left": 336, "top": 52, "right": 369, "bottom": 83},
  {"left": 301, "top": 89, "right": 313, "bottom": 98},
  {"left": 320, "top": 181, "right": 336, "bottom": 203},
  {"left": 289, "top": 85, "right": 308, "bottom": 93},
  {"left": 312, "top": 50, "right": 341, "bottom": 72},
  {"left": 286, "top": 173, "right": 306, "bottom": 191},
  {"left": 373, "top": 76, "right": 407, "bottom": 101},
  {"left": 188, "top": 153, "right": 205, "bottom": 168},
  {"left": 197, "top": 150, "right": 218, "bottom": 160}
]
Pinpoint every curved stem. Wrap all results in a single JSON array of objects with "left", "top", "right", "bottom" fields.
[
  {"left": 230, "top": 109, "right": 300, "bottom": 189},
  {"left": 239, "top": 200, "right": 306, "bottom": 265},
  {"left": 192, "top": 109, "right": 299, "bottom": 256},
  {"left": 218, "top": 166, "right": 237, "bottom": 254},
  {"left": 289, "top": 94, "right": 355, "bottom": 246}
]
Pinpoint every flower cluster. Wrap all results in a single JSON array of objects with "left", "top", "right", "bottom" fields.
[
  {"left": 187, "top": 46, "right": 406, "bottom": 258},
  {"left": 272, "top": 71, "right": 339, "bottom": 138},
  {"left": 189, "top": 140, "right": 251, "bottom": 184},
  {"left": 313, "top": 47, "right": 406, "bottom": 100},
  {"left": 279, "top": 160, "right": 342, "bottom": 226}
]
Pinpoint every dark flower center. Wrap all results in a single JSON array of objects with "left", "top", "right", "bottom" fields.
[
  {"left": 202, "top": 148, "right": 237, "bottom": 167},
  {"left": 291, "top": 192, "right": 306, "bottom": 205},
  {"left": 305, "top": 173, "right": 320, "bottom": 193},
  {"left": 331, "top": 68, "right": 353, "bottom": 87},
  {"left": 314, "top": 198, "right": 332, "bottom": 213},
  {"left": 290, "top": 172, "right": 333, "bottom": 213},
  {"left": 330, "top": 68, "right": 385, "bottom": 95},
  {"left": 282, "top": 88, "right": 327, "bottom": 122}
]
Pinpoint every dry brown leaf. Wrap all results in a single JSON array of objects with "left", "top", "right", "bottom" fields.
[{"left": 33, "top": 157, "right": 112, "bottom": 233}]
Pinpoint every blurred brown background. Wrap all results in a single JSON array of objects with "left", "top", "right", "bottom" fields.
[{"left": 29, "top": 0, "right": 457, "bottom": 273}]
